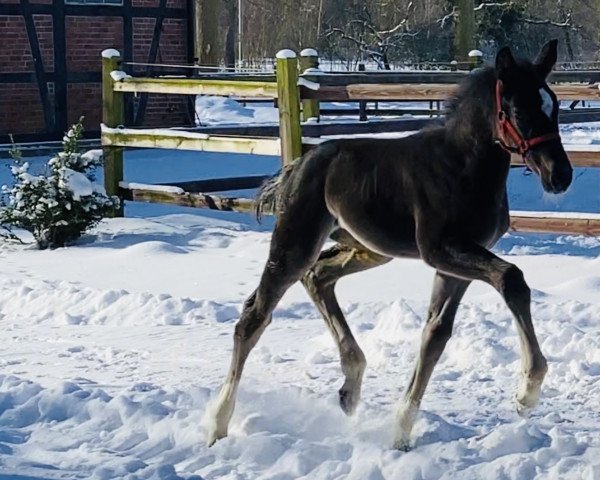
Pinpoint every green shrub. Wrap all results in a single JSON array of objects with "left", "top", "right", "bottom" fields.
[{"left": 1, "top": 119, "right": 120, "bottom": 249}]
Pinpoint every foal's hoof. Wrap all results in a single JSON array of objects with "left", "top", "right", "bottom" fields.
[
  {"left": 339, "top": 388, "right": 359, "bottom": 416},
  {"left": 515, "top": 397, "right": 534, "bottom": 418},
  {"left": 392, "top": 439, "right": 412, "bottom": 452},
  {"left": 206, "top": 425, "right": 228, "bottom": 447},
  {"left": 514, "top": 385, "right": 541, "bottom": 418}
]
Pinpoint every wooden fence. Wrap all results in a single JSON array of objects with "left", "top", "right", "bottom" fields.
[{"left": 101, "top": 48, "right": 600, "bottom": 236}]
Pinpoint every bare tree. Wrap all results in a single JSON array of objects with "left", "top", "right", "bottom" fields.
[{"left": 323, "top": 2, "right": 420, "bottom": 69}]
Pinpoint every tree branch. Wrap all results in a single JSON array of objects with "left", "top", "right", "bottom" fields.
[
  {"left": 521, "top": 14, "right": 580, "bottom": 29},
  {"left": 474, "top": 2, "right": 511, "bottom": 11}
]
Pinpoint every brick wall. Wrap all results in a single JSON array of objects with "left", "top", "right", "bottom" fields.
[
  {"left": 34, "top": 15, "right": 54, "bottom": 72},
  {"left": 67, "top": 83, "right": 102, "bottom": 131},
  {"left": 0, "top": 16, "right": 33, "bottom": 73},
  {"left": 66, "top": 16, "right": 124, "bottom": 72},
  {"left": 1, "top": 4, "right": 191, "bottom": 138},
  {"left": 132, "top": 16, "right": 189, "bottom": 127},
  {"left": 0, "top": 84, "right": 45, "bottom": 134}
]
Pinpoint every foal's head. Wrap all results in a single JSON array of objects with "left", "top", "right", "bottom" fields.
[{"left": 495, "top": 40, "right": 573, "bottom": 193}]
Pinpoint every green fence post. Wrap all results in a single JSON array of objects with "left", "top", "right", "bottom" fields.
[
  {"left": 276, "top": 49, "right": 302, "bottom": 166},
  {"left": 101, "top": 48, "right": 124, "bottom": 216},
  {"left": 300, "top": 48, "right": 320, "bottom": 122}
]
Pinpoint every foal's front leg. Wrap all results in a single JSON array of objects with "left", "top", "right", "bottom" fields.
[
  {"left": 394, "top": 272, "right": 469, "bottom": 450},
  {"left": 416, "top": 237, "right": 548, "bottom": 419}
]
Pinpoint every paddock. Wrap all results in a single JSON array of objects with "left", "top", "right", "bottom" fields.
[
  {"left": 0, "top": 47, "right": 598, "bottom": 480},
  {"left": 100, "top": 48, "right": 600, "bottom": 237}
]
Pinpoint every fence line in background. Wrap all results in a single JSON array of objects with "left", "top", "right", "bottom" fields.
[{"left": 101, "top": 48, "right": 600, "bottom": 236}]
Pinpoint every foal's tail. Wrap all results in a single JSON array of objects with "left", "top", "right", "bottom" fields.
[
  {"left": 255, "top": 141, "right": 339, "bottom": 222},
  {"left": 255, "top": 160, "right": 297, "bottom": 221}
]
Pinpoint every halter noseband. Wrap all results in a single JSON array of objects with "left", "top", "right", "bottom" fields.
[{"left": 495, "top": 80, "right": 560, "bottom": 158}]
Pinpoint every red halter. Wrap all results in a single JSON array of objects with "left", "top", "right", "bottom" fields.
[{"left": 495, "top": 80, "right": 561, "bottom": 158}]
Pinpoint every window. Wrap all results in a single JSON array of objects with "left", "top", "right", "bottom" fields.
[{"left": 65, "top": 0, "right": 123, "bottom": 5}]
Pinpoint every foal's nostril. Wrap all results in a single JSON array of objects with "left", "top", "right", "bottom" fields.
[
  {"left": 551, "top": 167, "right": 572, "bottom": 193},
  {"left": 561, "top": 164, "right": 573, "bottom": 188}
]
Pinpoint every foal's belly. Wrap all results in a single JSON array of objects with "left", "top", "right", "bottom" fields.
[
  {"left": 330, "top": 203, "right": 419, "bottom": 258},
  {"left": 328, "top": 196, "right": 508, "bottom": 258}
]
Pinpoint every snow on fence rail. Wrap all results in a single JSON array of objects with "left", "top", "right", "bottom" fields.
[{"left": 101, "top": 48, "right": 600, "bottom": 236}]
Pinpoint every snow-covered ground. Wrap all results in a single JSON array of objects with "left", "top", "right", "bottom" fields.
[
  {"left": 0, "top": 106, "right": 598, "bottom": 478},
  {"left": 0, "top": 212, "right": 598, "bottom": 480}
]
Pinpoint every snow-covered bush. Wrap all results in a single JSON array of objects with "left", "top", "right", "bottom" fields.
[{"left": 0, "top": 119, "right": 119, "bottom": 249}]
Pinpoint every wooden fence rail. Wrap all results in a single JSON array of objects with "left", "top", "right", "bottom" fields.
[
  {"left": 300, "top": 83, "right": 600, "bottom": 102},
  {"left": 113, "top": 77, "right": 277, "bottom": 98},
  {"left": 186, "top": 69, "right": 600, "bottom": 86},
  {"left": 119, "top": 184, "right": 600, "bottom": 237},
  {"left": 101, "top": 48, "right": 600, "bottom": 236}
]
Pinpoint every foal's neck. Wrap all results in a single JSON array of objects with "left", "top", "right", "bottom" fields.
[{"left": 445, "top": 67, "right": 501, "bottom": 158}]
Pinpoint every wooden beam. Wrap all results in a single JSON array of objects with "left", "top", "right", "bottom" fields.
[
  {"left": 121, "top": 187, "right": 257, "bottom": 213},
  {"left": 102, "top": 50, "right": 125, "bottom": 217},
  {"left": 134, "top": 0, "right": 167, "bottom": 126},
  {"left": 101, "top": 125, "right": 281, "bottom": 156},
  {"left": 21, "top": 0, "right": 53, "bottom": 131},
  {"left": 118, "top": 185, "right": 600, "bottom": 236},
  {"left": 276, "top": 50, "right": 302, "bottom": 165},
  {"left": 553, "top": 84, "right": 600, "bottom": 101},
  {"left": 104, "top": 123, "right": 600, "bottom": 168},
  {"left": 510, "top": 214, "right": 600, "bottom": 236},
  {"left": 157, "top": 175, "right": 270, "bottom": 192},
  {"left": 301, "top": 83, "right": 600, "bottom": 101},
  {"left": 509, "top": 146, "right": 600, "bottom": 168},
  {"left": 300, "top": 49, "right": 320, "bottom": 121},
  {"left": 113, "top": 77, "right": 278, "bottom": 98},
  {"left": 303, "top": 70, "right": 600, "bottom": 87},
  {"left": 553, "top": 146, "right": 600, "bottom": 168},
  {"left": 174, "top": 116, "right": 434, "bottom": 137}
]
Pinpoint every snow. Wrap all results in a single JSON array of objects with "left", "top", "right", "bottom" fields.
[
  {"left": 101, "top": 48, "right": 121, "bottom": 59},
  {"left": 469, "top": 49, "right": 483, "bottom": 57},
  {"left": 276, "top": 49, "right": 296, "bottom": 59},
  {"left": 102, "top": 124, "right": 210, "bottom": 140},
  {"left": 0, "top": 212, "right": 598, "bottom": 479},
  {"left": 60, "top": 168, "right": 103, "bottom": 200},
  {"left": 110, "top": 70, "right": 131, "bottom": 82},
  {"left": 0, "top": 98, "right": 599, "bottom": 479},
  {"left": 297, "top": 77, "right": 320, "bottom": 90},
  {"left": 512, "top": 210, "right": 600, "bottom": 219},
  {"left": 300, "top": 48, "right": 319, "bottom": 57},
  {"left": 120, "top": 181, "right": 185, "bottom": 195},
  {"left": 194, "top": 96, "right": 278, "bottom": 126},
  {"left": 302, "top": 67, "right": 324, "bottom": 75}
]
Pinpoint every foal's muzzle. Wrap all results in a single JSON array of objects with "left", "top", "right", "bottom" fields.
[{"left": 528, "top": 144, "right": 573, "bottom": 194}]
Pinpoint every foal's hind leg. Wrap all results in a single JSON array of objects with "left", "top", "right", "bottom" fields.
[
  {"left": 394, "top": 272, "right": 469, "bottom": 450},
  {"left": 302, "top": 242, "right": 391, "bottom": 415},
  {"left": 207, "top": 213, "right": 334, "bottom": 446}
]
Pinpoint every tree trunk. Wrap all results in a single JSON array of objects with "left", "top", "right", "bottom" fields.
[
  {"left": 454, "top": 0, "right": 475, "bottom": 61},
  {"left": 224, "top": 0, "right": 237, "bottom": 69},
  {"left": 194, "top": 0, "right": 220, "bottom": 67}
]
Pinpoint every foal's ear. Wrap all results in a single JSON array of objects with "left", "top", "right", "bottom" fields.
[
  {"left": 534, "top": 39, "right": 558, "bottom": 79},
  {"left": 495, "top": 46, "right": 516, "bottom": 79}
]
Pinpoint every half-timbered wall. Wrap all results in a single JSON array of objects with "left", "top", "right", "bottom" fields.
[{"left": 0, "top": 0, "right": 194, "bottom": 141}]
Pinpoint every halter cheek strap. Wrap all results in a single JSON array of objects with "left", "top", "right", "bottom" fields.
[{"left": 495, "top": 80, "right": 561, "bottom": 158}]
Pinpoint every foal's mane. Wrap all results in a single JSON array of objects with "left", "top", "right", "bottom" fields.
[
  {"left": 444, "top": 59, "right": 540, "bottom": 151},
  {"left": 443, "top": 66, "right": 498, "bottom": 149}
]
